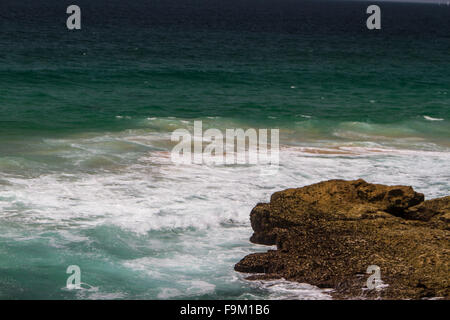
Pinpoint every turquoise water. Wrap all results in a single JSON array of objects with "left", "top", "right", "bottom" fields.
[{"left": 0, "top": 0, "right": 449, "bottom": 299}]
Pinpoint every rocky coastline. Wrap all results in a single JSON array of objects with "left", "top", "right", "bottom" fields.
[{"left": 235, "top": 179, "right": 449, "bottom": 299}]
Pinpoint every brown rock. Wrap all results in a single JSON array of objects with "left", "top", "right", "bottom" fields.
[
  {"left": 405, "top": 196, "right": 450, "bottom": 229},
  {"left": 235, "top": 179, "right": 449, "bottom": 299}
]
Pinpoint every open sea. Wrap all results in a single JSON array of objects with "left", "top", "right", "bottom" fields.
[{"left": 0, "top": 0, "right": 449, "bottom": 299}]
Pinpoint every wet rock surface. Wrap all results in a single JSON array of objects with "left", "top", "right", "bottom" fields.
[{"left": 235, "top": 179, "right": 449, "bottom": 299}]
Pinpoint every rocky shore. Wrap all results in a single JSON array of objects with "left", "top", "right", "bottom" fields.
[{"left": 235, "top": 179, "right": 449, "bottom": 299}]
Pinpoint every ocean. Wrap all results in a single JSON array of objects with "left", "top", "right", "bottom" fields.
[{"left": 0, "top": 0, "right": 449, "bottom": 299}]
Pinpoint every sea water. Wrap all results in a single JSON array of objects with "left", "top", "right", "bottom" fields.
[{"left": 0, "top": 0, "right": 449, "bottom": 299}]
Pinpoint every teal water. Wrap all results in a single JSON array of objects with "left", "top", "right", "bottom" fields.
[{"left": 0, "top": 0, "right": 449, "bottom": 299}]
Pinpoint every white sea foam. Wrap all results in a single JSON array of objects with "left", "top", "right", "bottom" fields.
[
  {"left": 424, "top": 115, "right": 444, "bottom": 121},
  {"left": 0, "top": 121, "right": 449, "bottom": 299},
  {"left": 245, "top": 278, "right": 333, "bottom": 300},
  {"left": 157, "top": 288, "right": 182, "bottom": 299}
]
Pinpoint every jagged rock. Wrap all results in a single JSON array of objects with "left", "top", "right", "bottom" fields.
[
  {"left": 405, "top": 196, "right": 450, "bottom": 229},
  {"left": 235, "top": 179, "right": 449, "bottom": 299}
]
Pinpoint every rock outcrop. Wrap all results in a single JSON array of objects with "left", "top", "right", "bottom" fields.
[{"left": 235, "top": 179, "right": 449, "bottom": 299}]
